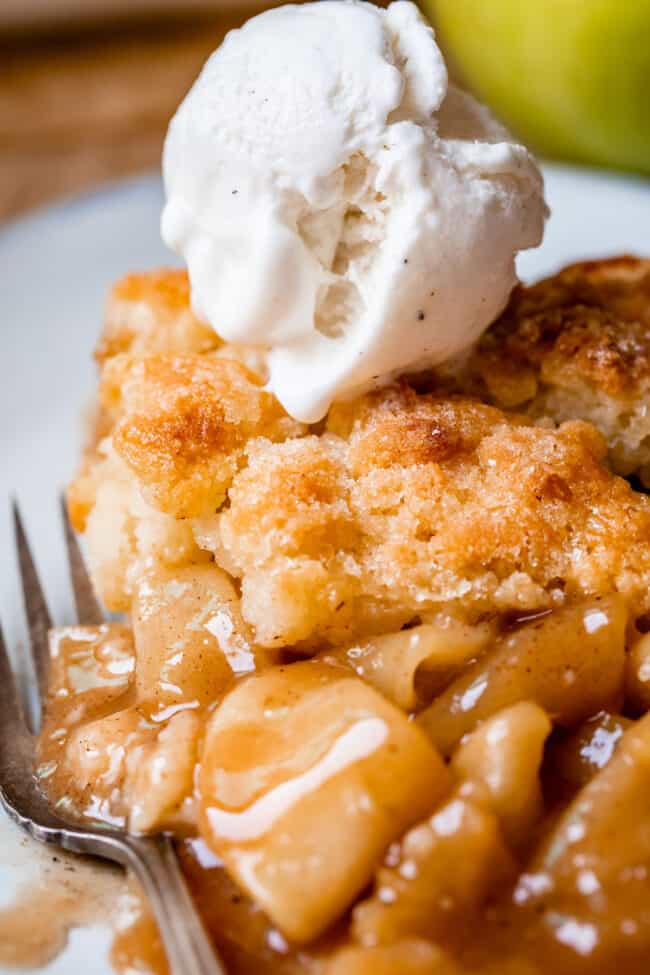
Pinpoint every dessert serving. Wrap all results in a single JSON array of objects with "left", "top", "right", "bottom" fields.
[{"left": 31, "top": 2, "right": 650, "bottom": 973}]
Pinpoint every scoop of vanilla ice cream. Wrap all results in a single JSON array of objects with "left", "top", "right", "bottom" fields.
[{"left": 162, "top": 0, "right": 547, "bottom": 423}]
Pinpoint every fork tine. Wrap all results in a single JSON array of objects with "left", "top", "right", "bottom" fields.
[
  {"left": 60, "top": 495, "right": 104, "bottom": 625},
  {"left": 0, "top": 621, "right": 27, "bottom": 742},
  {"left": 12, "top": 500, "right": 52, "bottom": 702}
]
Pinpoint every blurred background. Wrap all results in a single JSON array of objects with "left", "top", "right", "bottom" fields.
[{"left": 1, "top": 0, "right": 649, "bottom": 223}]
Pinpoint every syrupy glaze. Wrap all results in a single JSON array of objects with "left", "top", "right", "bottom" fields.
[
  {"left": 0, "top": 814, "right": 128, "bottom": 970},
  {"left": 111, "top": 893, "right": 170, "bottom": 975},
  {"left": 178, "top": 838, "right": 332, "bottom": 974},
  {"left": 25, "top": 590, "right": 650, "bottom": 975},
  {"left": 106, "top": 839, "right": 332, "bottom": 975}
]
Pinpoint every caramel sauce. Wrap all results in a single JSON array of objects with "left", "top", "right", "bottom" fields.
[
  {"left": 177, "top": 838, "right": 331, "bottom": 974},
  {"left": 105, "top": 838, "right": 332, "bottom": 975},
  {"left": 0, "top": 815, "right": 127, "bottom": 970},
  {"left": 111, "top": 891, "right": 170, "bottom": 975},
  {"left": 18, "top": 599, "right": 650, "bottom": 975}
]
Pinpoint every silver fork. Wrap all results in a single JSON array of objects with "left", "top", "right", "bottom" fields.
[{"left": 0, "top": 500, "right": 224, "bottom": 975}]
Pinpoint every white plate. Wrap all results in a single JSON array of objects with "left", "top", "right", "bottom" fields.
[{"left": 0, "top": 163, "right": 649, "bottom": 973}]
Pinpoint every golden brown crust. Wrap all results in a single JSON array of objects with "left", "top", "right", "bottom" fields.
[
  {"left": 504, "top": 255, "right": 650, "bottom": 325},
  {"left": 330, "top": 384, "right": 516, "bottom": 471},
  {"left": 95, "top": 269, "right": 219, "bottom": 364},
  {"left": 73, "top": 257, "right": 650, "bottom": 624},
  {"left": 67, "top": 458, "right": 101, "bottom": 533},
  {"left": 216, "top": 384, "right": 650, "bottom": 648},
  {"left": 478, "top": 294, "right": 650, "bottom": 404},
  {"left": 471, "top": 256, "right": 650, "bottom": 403},
  {"left": 448, "top": 257, "right": 650, "bottom": 483},
  {"left": 105, "top": 354, "right": 303, "bottom": 518}
]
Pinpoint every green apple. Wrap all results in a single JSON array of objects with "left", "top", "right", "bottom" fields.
[{"left": 424, "top": 0, "right": 650, "bottom": 176}]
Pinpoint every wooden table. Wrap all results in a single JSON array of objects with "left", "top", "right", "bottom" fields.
[{"left": 0, "top": 11, "right": 262, "bottom": 222}]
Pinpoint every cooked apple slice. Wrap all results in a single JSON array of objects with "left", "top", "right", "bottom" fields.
[
  {"left": 199, "top": 661, "right": 450, "bottom": 942},
  {"left": 418, "top": 598, "right": 627, "bottom": 756}
]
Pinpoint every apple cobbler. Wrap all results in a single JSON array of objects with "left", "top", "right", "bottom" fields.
[{"left": 39, "top": 258, "right": 650, "bottom": 974}]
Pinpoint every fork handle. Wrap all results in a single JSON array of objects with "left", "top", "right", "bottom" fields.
[
  {"left": 121, "top": 834, "right": 225, "bottom": 975},
  {"left": 12, "top": 808, "right": 225, "bottom": 972},
  {"left": 30, "top": 823, "right": 224, "bottom": 974}
]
